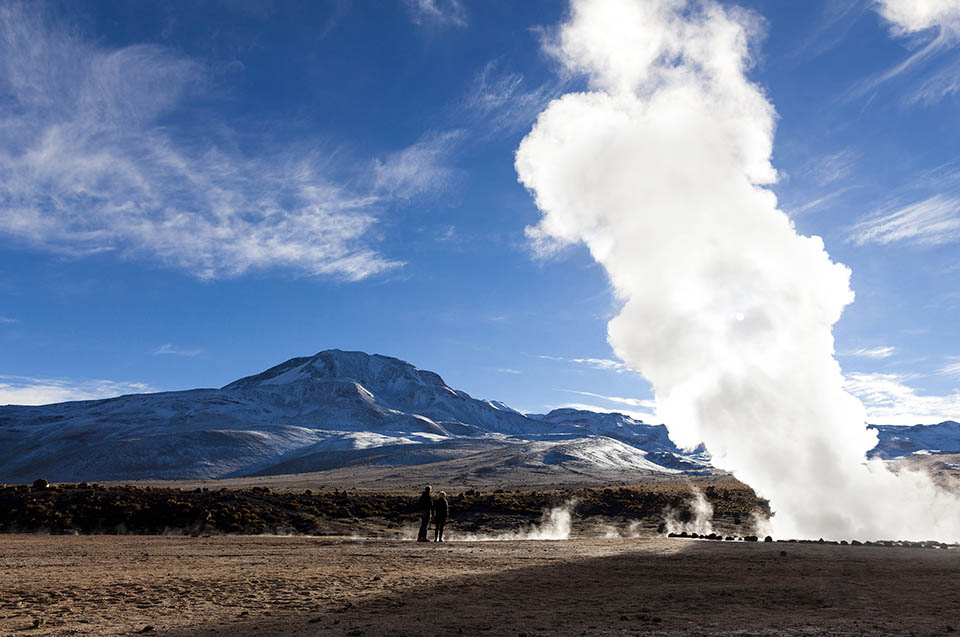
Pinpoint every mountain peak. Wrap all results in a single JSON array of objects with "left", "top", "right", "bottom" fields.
[{"left": 222, "top": 349, "right": 451, "bottom": 394}]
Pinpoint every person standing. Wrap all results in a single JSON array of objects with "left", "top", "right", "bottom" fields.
[
  {"left": 434, "top": 491, "right": 448, "bottom": 542},
  {"left": 416, "top": 485, "right": 432, "bottom": 541}
]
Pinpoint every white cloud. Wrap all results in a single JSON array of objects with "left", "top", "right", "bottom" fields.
[
  {"left": 372, "top": 131, "right": 460, "bottom": 200},
  {"left": 496, "top": 368, "right": 521, "bottom": 375},
  {"left": 875, "top": 0, "right": 960, "bottom": 36},
  {"left": 0, "top": 5, "right": 405, "bottom": 281},
  {"left": 846, "top": 346, "right": 897, "bottom": 359},
  {"left": 939, "top": 360, "right": 960, "bottom": 377},
  {"left": 845, "top": 372, "right": 960, "bottom": 425},
  {"left": 536, "top": 353, "right": 636, "bottom": 373},
  {"left": 569, "top": 357, "right": 633, "bottom": 373},
  {"left": 465, "top": 61, "right": 571, "bottom": 135},
  {"left": 0, "top": 375, "right": 155, "bottom": 406},
  {"left": 857, "top": 1, "right": 960, "bottom": 104},
  {"left": 403, "top": 0, "right": 467, "bottom": 28},
  {"left": 559, "top": 389, "right": 655, "bottom": 409},
  {"left": 152, "top": 343, "right": 204, "bottom": 357},
  {"left": 0, "top": 316, "right": 17, "bottom": 324},
  {"left": 808, "top": 149, "right": 858, "bottom": 186},
  {"left": 849, "top": 195, "right": 960, "bottom": 246}
]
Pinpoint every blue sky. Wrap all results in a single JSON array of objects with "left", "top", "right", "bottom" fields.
[{"left": 1, "top": 0, "right": 959, "bottom": 424}]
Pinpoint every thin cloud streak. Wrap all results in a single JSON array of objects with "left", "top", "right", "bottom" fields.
[
  {"left": 465, "top": 60, "right": 572, "bottom": 136},
  {"left": 153, "top": 343, "right": 204, "bottom": 357},
  {"left": 559, "top": 389, "right": 655, "bottom": 409},
  {"left": 939, "top": 361, "right": 960, "bottom": 377},
  {"left": 535, "top": 353, "right": 636, "bottom": 373},
  {"left": 403, "top": 0, "right": 467, "bottom": 28},
  {"left": 848, "top": 195, "right": 960, "bottom": 246},
  {"left": 0, "top": 375, "right": 156, "bottom": 406},
  {"left": 846, "top": 346, "right": 897, "bottom": 359}
]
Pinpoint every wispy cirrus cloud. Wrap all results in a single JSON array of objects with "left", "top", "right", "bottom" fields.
[
  {"left": 0, "top": 375, "right": 155, "bottom": 406},
  {"left": 845, "top": 371, "right": 960, "bottom": 425},
  {"left": 808, "top": 149, "right": 859, "bottom": 186},
  {"left": 855, "top": 0, "right": 960, "bottom": 104},
  {"left": 403, "top": 0, "right": 467, "bottom": 28},
  {"left": 846, "top": 346, "right": 897, "bottom": 359},
  {"left": 0, "top": 5, "right": 418, "bottom": 281},
  {"left": 848, "top": 195, "right": 960, "bottom": 246},
  {"left": 536, "top": 354, "right": 636, "bottom": 373},
  {"left": 0, "top": 316, "right": 17, "bottom": 324},
  {"left": 465, "top": 61, "right": 571, "bottom": 136},
  {"left": 559, "top": 389, "right": 655, "bottom": 410},
  {"left": 939, "top": 360, "right": 960, "bottom": 377},
  {"left": 372, "top": 131, "right": 461, "bottom": 200},
  {"left": 152, "top": 343, "right": 204, "bottom": 357}
]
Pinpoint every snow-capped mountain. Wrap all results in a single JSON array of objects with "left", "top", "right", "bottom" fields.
[
  {"left": 869, "top": 422, "right": 960, "bottom": 459},
  {"left": 0, "top": 350, "right": 709, "bottom": 482},
  {"left": 0, "top": 350, "right": 954, "bottom": 483}
]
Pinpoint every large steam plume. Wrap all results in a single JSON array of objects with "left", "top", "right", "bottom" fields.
[{"left": 516, "top": 0, "right": 960, "bottom": 541}]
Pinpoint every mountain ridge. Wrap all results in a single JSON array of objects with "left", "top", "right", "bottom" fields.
[{"left": 0, "top": 349, "right": 955, "bottom": 484}]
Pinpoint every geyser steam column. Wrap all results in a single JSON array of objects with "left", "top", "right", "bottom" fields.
[{"left": 516, "top": 0, "right": 960, "bottom": 541}]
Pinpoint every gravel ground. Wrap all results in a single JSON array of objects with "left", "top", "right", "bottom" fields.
[{"left": 1, "top": 534, "right": 958, "bottom": 636}]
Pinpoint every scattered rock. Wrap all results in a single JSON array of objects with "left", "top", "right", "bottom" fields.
[
  {"left": 32, "top": 617, "right": 44, "bottom": 628},
  {"left": 764, "top": 536, "right": 773, "bottom": 542},
  {"left": 31, "top": 478, "right": 48, "bottom": 490},
  {"left": 307, "top": 617, "right": 323, "bottom": 624},
  {"left": 137, "top": 626, "right": 154, "bottom": 634},
  {"left": 779, "top": 550, "right": 787, "bottom": 557},
  {"left": 744, "top": 536, "right": 758, "bottom": 542}
]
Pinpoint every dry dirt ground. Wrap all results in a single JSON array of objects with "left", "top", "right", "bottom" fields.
[{"left": 1, "top": 534, "right": 958, "bottom": 637}]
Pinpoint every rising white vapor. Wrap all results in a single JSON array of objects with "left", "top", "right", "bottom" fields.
[{"left": 516, "top": 0, "right": 960, "bottom": 540}]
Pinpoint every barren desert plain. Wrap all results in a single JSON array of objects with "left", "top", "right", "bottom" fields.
[{"left": 1, "top": 475, "right": 959, "bottom": 636}]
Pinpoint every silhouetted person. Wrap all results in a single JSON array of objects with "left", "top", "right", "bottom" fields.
[
  {"left": 416, "top": 485, "right": 432, "bottom": 541},
  {"left": 434, "top": 491, "right": 448, "bottom": 542}
]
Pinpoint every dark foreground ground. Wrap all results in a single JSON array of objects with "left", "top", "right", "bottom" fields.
[{"left": 1, "top": 534, "right": 957, "bottom": 637}]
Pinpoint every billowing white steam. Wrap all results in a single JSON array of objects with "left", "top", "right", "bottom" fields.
[
  {"left": 402, "top": 499, "right": 577, "bottom": 541},
  {"left": 663, "top": 489, "right": 714, "bottom": 536},
  {"left": 516, "top": 0, "right": 960, "bottom": 541},
  {"left": 448, "top": 499, "right": 577, "bottom": 541}
]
